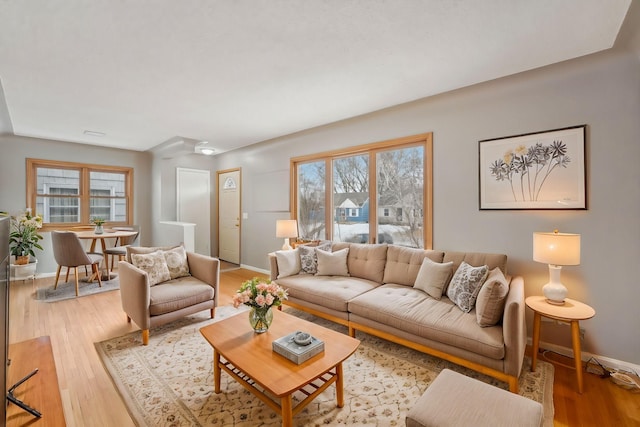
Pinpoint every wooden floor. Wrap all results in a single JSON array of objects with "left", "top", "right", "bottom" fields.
[{"left": 8, "top": 268, "right": 640, "bottom": 426}]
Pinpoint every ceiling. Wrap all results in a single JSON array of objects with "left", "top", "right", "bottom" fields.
[{"left": 0, "top": 0, "right": 632, "bottom": 155}]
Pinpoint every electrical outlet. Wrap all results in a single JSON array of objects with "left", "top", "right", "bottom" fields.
[{"left": 579, "top": 328, "right": 586, "bottom": 341}]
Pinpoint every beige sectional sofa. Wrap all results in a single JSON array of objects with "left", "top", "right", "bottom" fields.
[{"left": 269, "top": 242, "right": 526, "bottom": 392}]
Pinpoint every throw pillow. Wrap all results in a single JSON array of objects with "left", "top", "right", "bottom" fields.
[
  {"left": 316, "top": 248, "right": 350, "bottom": 276},
  {"left": 163, "top": 245, "right": 190, "bottom": 279},
  {"left": 275, "top": 248, "right": 301, "bottom": 279},
  {"left": 476, "top": 268, "right": 510, "bottom": 327},
  {"left": 413, "top": 257, "right": 454, "bottom": 300},
  {"left": 446, "top": 261, "right": 489, "bottom": 312},
  {"left": 130, "top": 250, "right": 171, "bottom": 286},
  {"left": 299, "top": 241, "right": 332, "bottom": 274}
]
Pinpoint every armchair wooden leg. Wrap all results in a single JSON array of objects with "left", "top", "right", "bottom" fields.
[
  {"left": 54, "top": 266, "right": 62, "bottom": 290},
  {"left": 142, "top": 329, "right": 149, "bottom": 345},
  {"left": 210, "top": 308, "right": 215, "bottom": 318}
]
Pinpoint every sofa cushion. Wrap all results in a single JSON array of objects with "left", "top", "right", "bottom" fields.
[
  {"left": 275, "top": 249, "right": 301, "bottom": 278},
  {"left": 130, "top": 250, "right": 171, "bottom": 286},
  {"left": 342, "top": 243, "right": 388, "bottom": 283},
  {"left": 413, "top": 257, "right": 454, "bottom": 300},
  {"left": 476, "top": 268, "right": 509, "bottom": 327},
  {"left": 163, "top": 245, "right": 190, "bottom": 280},
  {"left": 316, "top": 248, "right": 350, "bottom": 276},
  {"left": 348, "top": 284, "right": 505, "bottom": 359},
  {"left": 383, "top": 246, "right": 444, "bottom": 286},
  {"left": 447, "top": 262, "right": 489, "bottom": 313},
  {"left": 149, "top": 277, "right": 215, "bottom": 316},
  {"left": 299, "top": 242, "right": 331, "bottom": 274},
  {"left": 275, "top": 275, "right": 380, "bottom": 312}
]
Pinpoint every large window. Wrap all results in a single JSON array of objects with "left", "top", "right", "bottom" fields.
[
  {"left": 27, "top": 159, "right": 133, "bottom": 230},
  {"left": 292, "top": 133, "right": 433, "bottom": 249}
]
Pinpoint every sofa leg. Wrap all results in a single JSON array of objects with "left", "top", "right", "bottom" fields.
[
  {"left": 142, "top": 329, "right": 149, "bottom": 345},
  {"left": 210, "top": 308, "right": 215, "bottom": 318},
  {"left": 348, "top": 326, "right": 356, "bottom": 338},
  {"left": 508, "top": 376, "right": 518, "bottom": 393}
]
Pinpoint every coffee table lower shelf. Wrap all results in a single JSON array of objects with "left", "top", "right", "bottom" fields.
[{"left": 215, "top": 351, "right": 344, "bottom": 426}]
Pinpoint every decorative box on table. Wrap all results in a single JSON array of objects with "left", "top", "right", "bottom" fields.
[{"left": 272, "top": 332, "right": 324, "bottom": 364}]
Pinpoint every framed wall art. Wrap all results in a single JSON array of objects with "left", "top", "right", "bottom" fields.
[{"left": 479, "top": 125, "right": 586, "bottom": 210}]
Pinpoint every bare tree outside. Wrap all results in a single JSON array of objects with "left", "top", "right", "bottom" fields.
[{"left": 297, "top": 161, "right": 325, "bottom": 240}]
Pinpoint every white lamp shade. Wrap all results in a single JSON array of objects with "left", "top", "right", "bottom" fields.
[
  {"left": 533, "top": 231, "right": 580, "bottom": 266},
  {"left": 276, "top": 220, "right": 298, "bottom": 238}
]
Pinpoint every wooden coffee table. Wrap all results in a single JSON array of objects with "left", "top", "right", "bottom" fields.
[{"left": 200, "top": 309, "right": 360, "bottom": 427}]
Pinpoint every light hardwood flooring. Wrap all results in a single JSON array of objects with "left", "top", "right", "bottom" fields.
[{"left": 8, "top": 268, "right": 640, "bottom": 426}]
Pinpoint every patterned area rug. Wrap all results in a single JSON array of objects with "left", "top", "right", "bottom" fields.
[
  {"left": 96, "top": 306, "right": 554, "bottom": 427},
  {"left": 35, "top": 277, "right": 119, "bottom": 302}
]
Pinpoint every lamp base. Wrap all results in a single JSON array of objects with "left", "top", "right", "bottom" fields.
[
  {"left": 281, "top": 238, "right": 292, "bottom": 251},
  {"left": 542, "top": 265, "right": 567, "bottom": 305},
  {"left": 544, "top": 298, "right": 566, "bottom": 306}
]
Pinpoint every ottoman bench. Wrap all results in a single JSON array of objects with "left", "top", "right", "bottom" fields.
[{"left": 406, "top": 369, "right": 543, "bottom": 427}]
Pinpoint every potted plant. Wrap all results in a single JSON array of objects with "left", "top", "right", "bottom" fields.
[
  {"left": 91, "top": 217, "right": 106, "bottom": 234},
  {"left": 9, "top": 209, "right": 44, "bottom": 265}
]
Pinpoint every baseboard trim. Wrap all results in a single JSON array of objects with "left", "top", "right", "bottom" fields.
[{"left": 528, "top": 338, "right": 640, "bottom": 374}]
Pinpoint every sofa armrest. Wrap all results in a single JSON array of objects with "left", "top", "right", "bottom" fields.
[
  {"left": 268, "top": 252, "right": 278, "bottom": 281},
  {"left": 118, "top": 260, "right": 151, "bottom": 329},
  {"left": 186, "top": 252, "right": 220, "bottom": 307},
  {"left": 502, "top": 275, "right": 527, "bottom": 378}
]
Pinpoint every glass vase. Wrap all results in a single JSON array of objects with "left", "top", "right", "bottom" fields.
[{"left": 249, "top": 306, "right": 273, "bottom": 333}]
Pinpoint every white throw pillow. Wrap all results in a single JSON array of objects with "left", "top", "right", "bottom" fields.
[
  {"left": 476, "top": 268, "right": 509, "bottom": 327},
  {"left": 131, "top": 250, "right": 171, "bottom": 286},
  {"left": 316, "top": 248, "right": 350, "bottom": 276},
  {"left": 446, "top": 261, "right": 489, "bottom": 312},
  {"left": 275, "top": 248, "right": 301, "bottom": 278},
  {"left": 163, "top": 245, "right": 190, "bottom": 279},
  {"left": 413, "top": 257, "right": 454, "bottom": 300}
]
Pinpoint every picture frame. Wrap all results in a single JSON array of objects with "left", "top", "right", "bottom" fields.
[{"left": 479, "top": 125, "right": 586, "bottom": 210}]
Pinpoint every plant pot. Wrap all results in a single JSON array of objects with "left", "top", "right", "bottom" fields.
[
  {"left": 249, "top": 306, "right": 273, "bottom": 333},
  {"left": 15, "top": 255, "right": 30, "bottom": 265}
]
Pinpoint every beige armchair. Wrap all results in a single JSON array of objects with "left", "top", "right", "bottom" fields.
[{"left": 118, "top": 246, "right": 219, "bottom": 345}]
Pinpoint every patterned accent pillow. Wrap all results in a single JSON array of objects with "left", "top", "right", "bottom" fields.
[
  {"left": 299, "top": 242, "right": 332, "bottom": 274},
  {"left": 131, "top": 250, "right": 171, "bottom": 286},
  {"left": 163, "top": 245, "right": 190, "bottom": 279},
  {"left": 446, "top": 261, "right": 489, "bottom": 312},
  {"left": 476, "top": 268, "right": 509, "bottom": 327}
]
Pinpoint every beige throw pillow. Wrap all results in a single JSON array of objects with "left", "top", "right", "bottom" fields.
[
  {"left": 131, "top": 250, "right": 171, "bottom": 286},
  {"left": 413, "top": 257, "right": 454, "bottom": 300},
  {"left": 275, "top": 249, "right": 301, "bottom": 278},
  {"left": 476, "top": 268, "right": 509, "bottom": 327},
  {"left": 316, "top": 248, "right": 350, "bottom": 276},
  {"left": 446, "top": 261, "right": 489, "bottom": 312},
  {"left": 163, "top": 245, "right": 190, "bottom": 279}
]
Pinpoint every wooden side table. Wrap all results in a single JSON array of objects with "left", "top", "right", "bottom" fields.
[{"left": 526, "top": 295, "right": 595, "bottom": 393}]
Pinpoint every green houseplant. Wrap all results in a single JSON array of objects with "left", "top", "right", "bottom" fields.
[{"left": 10, "top": 209, "right": 44, "bottom": 265}]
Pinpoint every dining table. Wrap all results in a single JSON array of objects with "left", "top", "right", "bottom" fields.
[{"left": 74, "top": 228, "right": 137, "bottom": 280}]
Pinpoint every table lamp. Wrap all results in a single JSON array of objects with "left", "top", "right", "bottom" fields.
[
  {"left": 276, "top": 220, "right": 298, "bottom": 250},
  {"left": 533, "top": 230, "right": 581, "bottom": 305}
]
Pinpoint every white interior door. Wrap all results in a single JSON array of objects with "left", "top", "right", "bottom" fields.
[
  {"left": 177, "top": 168, "right": 210, "bottom": 255},
  {"left": 218, "top": 169, "right": 241, "bottom": 264}
]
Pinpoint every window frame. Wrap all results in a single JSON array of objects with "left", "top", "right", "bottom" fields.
[
  {"left": 291, "top": 133, "right": 433, "bottom": 249},
  {"left": 26, "top": 158, "right": 134, "bottom": 231}
]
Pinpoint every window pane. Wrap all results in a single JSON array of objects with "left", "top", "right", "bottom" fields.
[
  {"left": 297, "top": 161, "right": 325, "bottom": 240},
  {"left": 37, "top": 195, "right": 80, "bottom": 223},
  {"left": 376, "top": 146, "right": 424, "bottom": 247},
  {"left": 90, "top": 171, "right": 127, "bottom": 221},
  {"left": 36, "top": 167, "right": 80, "bottom": 195},
  {"left": 333, "top": 155, "right": 369, "bottom": 243},
  {"left": 90, "top": 171, "right": 126, "bottom": 197}
]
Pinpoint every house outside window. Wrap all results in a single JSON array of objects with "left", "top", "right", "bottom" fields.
[{"left": 27, "top": 159, "right": 133, "bottom": 229}]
